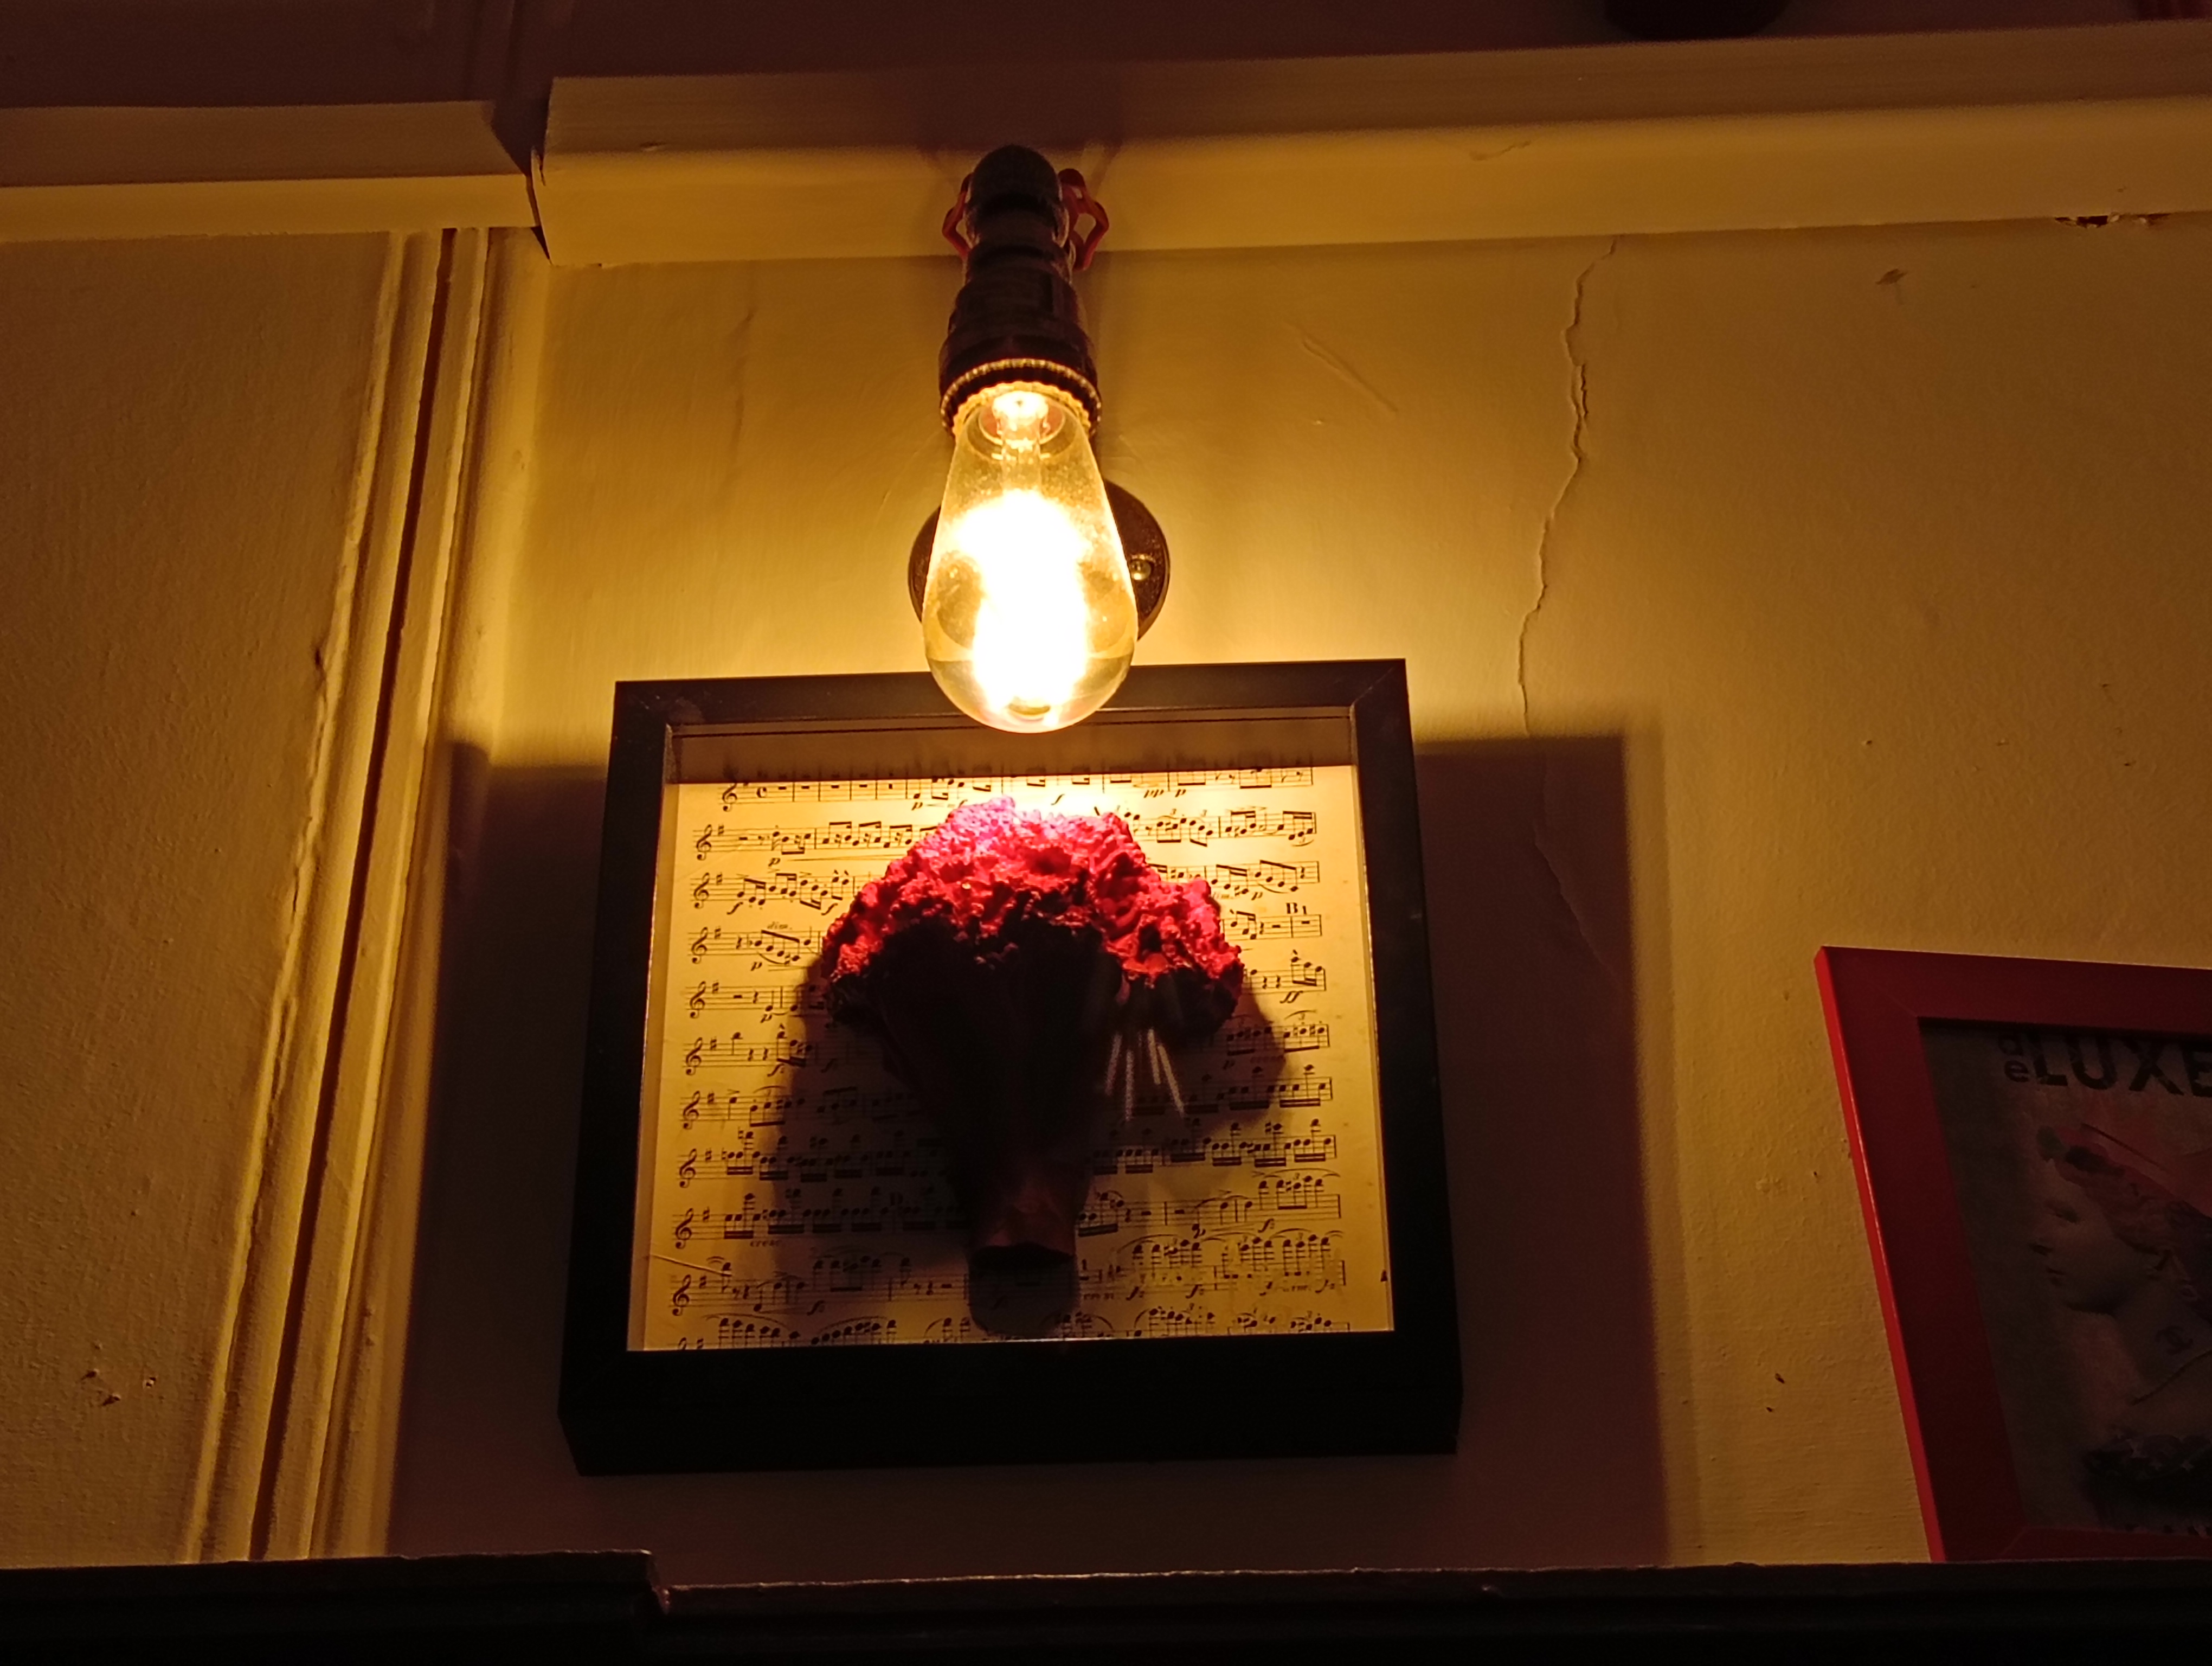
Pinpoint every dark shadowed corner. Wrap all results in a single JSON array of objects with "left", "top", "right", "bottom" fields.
[
  {"left": 389, "top": 749, "right": 614, "bottom": 1552},
  {"left": 1414, "top": 735, "right": 1667, "bottom": 1565}
]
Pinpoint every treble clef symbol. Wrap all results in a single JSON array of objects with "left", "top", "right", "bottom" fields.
[
  {"left": 689, "top": 982, "right": 709, "bottom": 1017},
  {"left": 680, "top": 1090, "right": 704, "bottom": 1127},
  {"left": 694, "top": 826, "right": 714, "bottom": 855},
  {"left": 691, "top": 875, "right": 712, "bottom": 906},
  {"left": 689, "top": 927, "right": 711, "bottom": 961},
  {"left": 671, "top": 1273, "right": 692, "bottom": 1316},
  {"left": 678, "top": 1150, "right": 698, "bottom": 1188},
  {"left": 673, "top": 1208, "right": 696, "bottom": 1251},
  {"left": 683, "top": 1037, "right": 706, "bottom": 1075}
]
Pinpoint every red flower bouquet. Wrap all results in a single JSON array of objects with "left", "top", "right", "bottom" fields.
[{"left": 824, "top": 798, "right": 1242, "bottom": 1265}]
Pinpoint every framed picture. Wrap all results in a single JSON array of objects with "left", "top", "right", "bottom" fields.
[
  {"left": 1818, "top": 946, "right": 2212, "bottom": 1559},
  {"left": 560, "top": 661, "right": 1458, "bottom": 1472}
]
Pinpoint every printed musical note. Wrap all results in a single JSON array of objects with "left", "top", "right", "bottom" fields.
[
  {"left": 1156, "top": 859, "right": 1320, "bottom": 900},
  {"left": 1108, "top": 1117, "right": 1340, "bottom": 1174},
  {"left": 686, "top": 981, "right": 827, "bottom": 1020},
  {"left": 1245, "top": 953, "right": 1328, "bottom": 999},
  {"left": 713, "top": 1315, "right": 800, "bottom": 1348},
  {"left": 810, "top": 1316, "right": 898, "bottom": 1345},
  {"left": 1220, "top": 1010, "right": 1330, "bottom": 1054},
  {"left": 1133, "top": 1306, "right": 1216, "bottom": 1338},
  {"left": 1221, "top": 907, "right": 1323, "bottom": 941},
  {"left": 683, "top": 1032, "right": 814, "bottom": 1074},
  {"left": 714, "top": 768, "right": 1314, "bottom": 810},
  {"left": 676, "top": 1082, "right": 925, "bottom": 1130},
  {"left": 1089, "top": 1227, "right": 1349, "bottom": 1299},
  {"left": 691, "top": 869, "right": 866, "bottom": 915},
  {"left": 687, "top": 926, "right": 814, "bottom": 965},
  {"left": 646, "top": 1251, "right": 967, "bottom": 1314},
  {"left": 693, "top": 822, "right": 924, "bottom": 859},
  {"left": 1077, "top": 1174, "right": 1344, "bottom": 1236},
  {"left": 1122, "top": 807, "right": 1317, "bottom": 847},
  {"left": 1233, "top": 1310, "right": 1345, "bottom": 1334}
]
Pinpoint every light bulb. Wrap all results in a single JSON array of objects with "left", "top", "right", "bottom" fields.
[{"left": 921, "top": 384, "right": 1137, "bottom": 733}]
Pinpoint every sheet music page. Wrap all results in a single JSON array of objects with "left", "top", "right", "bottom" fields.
[{"left": 632, "top": 765, "right": 1393, "bottom": 1348}]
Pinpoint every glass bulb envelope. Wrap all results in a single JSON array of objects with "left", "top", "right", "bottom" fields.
[{"left": 921, "top": 384, "right": 1138, "bottom": 734}]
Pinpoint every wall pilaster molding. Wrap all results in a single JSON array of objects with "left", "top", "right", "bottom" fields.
[
  {"left": 309, "top": 229, "right": 554, "bottom": 1560},
  {"left": 256, "top": 228, "right": 496, "bottom": 1563},
  {"left": 181, "top": 227, "right": 539, "bottom": 1562},
  {"left": 186, "top": 233, "right": 440, "bottom": 1563}
]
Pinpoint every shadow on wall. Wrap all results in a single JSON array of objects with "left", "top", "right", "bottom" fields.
[
  {"left": 1412, "top": 736, "right": 1667, "bottom": 1564},
  {"left": 389, "top": 733, "right": 1667, "bottom": 1577}
]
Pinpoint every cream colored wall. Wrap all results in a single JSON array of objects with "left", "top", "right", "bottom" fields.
[
  {"left": 0, "top": 223, "right": 509, "bottom": 1568},
  {"left": 2, "top": 207, "right": 2199, "bottom": 1578},
  {"left": 1525, "top": 215, "right": 2212, "bottom": 1556},
  {"left": 387, "top": 209, "right": 2212, "bottom": 1575},
  {"left": 0, "top": 233, "right": 400, "bottom": 1564}
]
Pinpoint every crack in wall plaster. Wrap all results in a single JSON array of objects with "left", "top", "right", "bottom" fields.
[
  {"left": 1517, "top": 236, "right": 1617, "bottom": 735},
  {"left": 1468, "top": 138, "right": 1535, "bottom": 164},
  {"left": 1296, "top": 329, "right": 1399, "bottom": 416}
]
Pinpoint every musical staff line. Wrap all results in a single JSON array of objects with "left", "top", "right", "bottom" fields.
[
  {"left": 1078, "top": 1175, "right": 1343, "bottom": 1236},
  {"left": 676, "top": 1084, "right": 921, "bottom": 1130},
  {"left": 1244, "top": 953, "right": 1328, "bottom": 999},
  {"left": 1122, "top": 807, "right": 1317, "bottom": 847},
  {"left": 691, "top": 869, "right": 866, "bottom": 915},
  {"left": 694, "top": 823, "right": 925, "bottom": 859},
  {"left": 1223, "top": 907, "right": 1323, "bottom": 941},
  {"left": 1219, "top": 1011, "right": 1330, "bottom": 1054},
  {"left": 685, "top": 981, "right": 826, "bottom": 1020},
  {"left": 716, "top": 768, "right": 1315, "bottom": 810},
  {"left": 682, "top": 1033, "right": 813, "bottom": 1074},
  {"left": 687, "top": 926, "right": 813, "bottom": 965},
  {"left": 1107, "top": 1119, "right": 1339, "bottom": 1174},
  {"left": 1156, "top": 859, "right": 1320, "bottom": 899}
]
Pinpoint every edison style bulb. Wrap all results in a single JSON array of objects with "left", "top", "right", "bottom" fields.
[{"left": 921, "top": 385, "right": 1137, "bottom": 733}]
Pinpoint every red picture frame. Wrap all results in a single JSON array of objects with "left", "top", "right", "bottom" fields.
[{"left": 1818, "top": 947, "right": 2212, "bottom": 1560}]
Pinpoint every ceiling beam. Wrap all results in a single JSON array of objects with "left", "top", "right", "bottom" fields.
[
  {"left": 536, "top": 21, "right": 2212, "bottom": 265},
  {"left": 0, "top": 103, "right": 532, "bottom": 244}
]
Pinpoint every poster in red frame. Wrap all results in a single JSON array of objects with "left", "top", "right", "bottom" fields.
[{"left": 1818, "top": 947, "right": 2212, "bottom": 1561}]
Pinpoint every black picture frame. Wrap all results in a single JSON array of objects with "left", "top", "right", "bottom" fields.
[{"left": 559, "top": 661, "right": 1458, "bottom": 1472}]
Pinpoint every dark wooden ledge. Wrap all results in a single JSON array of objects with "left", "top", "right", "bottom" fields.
[{"left": 9, "top": 1553, "right": 2212, "bottom": 1659}]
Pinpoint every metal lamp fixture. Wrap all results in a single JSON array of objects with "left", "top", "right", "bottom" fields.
[{"left": 909, "top": 145, "right": 1168, "bottom": 734}]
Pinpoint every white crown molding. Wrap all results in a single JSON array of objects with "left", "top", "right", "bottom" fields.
[
  {"left": 2, "top": 25, "right": 2207, "bottom": 258},
  {"left": 0, "top": 103, "right": 532, "bottom": 242},
  {"left": 535, "top": 21, "right": 2212, "bottom": 266}
]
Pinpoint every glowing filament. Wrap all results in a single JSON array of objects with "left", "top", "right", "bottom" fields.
[{"left": 921, "top": 385, "right": 1136, "bottom": 734}]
